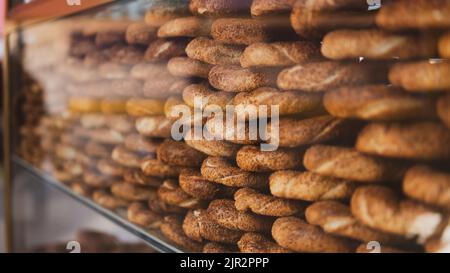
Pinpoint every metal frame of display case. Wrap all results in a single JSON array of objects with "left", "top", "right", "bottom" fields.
[{"left": 2, "top": 0, "right": 181, "bottom": 253}]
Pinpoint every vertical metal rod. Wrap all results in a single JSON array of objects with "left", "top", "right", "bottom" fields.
[{"left": 3, "top": 32, "right": 13, "bottom": 253}]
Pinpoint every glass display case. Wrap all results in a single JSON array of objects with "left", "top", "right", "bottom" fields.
[{"left": 3, "top": 0, "right": 450, "bottom": 253}]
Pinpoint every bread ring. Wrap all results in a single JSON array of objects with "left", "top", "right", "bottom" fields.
[
  {"left": 439, "top": 32, "right": 450, "bottom": 58},
  {"left": 111, "top": 182, "right": 156, "bottom": 202},
  {"left": 83, "top": 170, "right": 116, "bottom": 188},
  {"left": 124, "top": 134, "right": 160, "bottom": 155},
  {"left": 160, "top": 215, "right": 203, "bottom": 252},
  {"left": 323, "top": 84, "right": 438, "bottom": 121},
  {"left": 351, "top": 185, "right": 443, "bottom": 243},
  {"left": 184, "top": 127, "right": 240, "bottom": 157},
  {"left": 125, "top": 22, "right": 157, "bottom": 45},
  {"left": 127, "top": 202, "right": 162, "bottom": 229},
  {"left": 144, "top": 38, "right": 189, "bottom": 62},
  {"left": 99, "top": 99, "right": 126, "bottom": 114},
  {"left": 112, "top": 145, "right": 144, "bottom": 168},
  {"left": 92, "top": 190, "right": 130, "bottom": 209},
  {"left": 96, "top": 159, "right": 126, "bottom": 177},
  {"left": 145, "top": 3, "right": 189, "bottom": 27},
  {"left": 189, "top": 0, "right": 252, "bottom": 16},
  {"left": 375, "top": 0, "right": 450, "bottom": 30},
  {"left": 123, "top": 168, "right": 163, "bottom": 187},
  {"left": 269, "top": 170, "right": 357, "bottom": 201},
  {"left": 84, "top": 141, "right": 111, "bottom": 158},
  {"left": 238, "top": 232, "right": 292, "bottom": 253},
  {"left": 234, "top": 188, "right": 306, "bottom": 217},
  {"left": 135, "top": 116, "right": 173, "bottom": 139},
  {"left": 272, "top": 217, "right": 356, "bottom": 252},
  {"left": 203, "top": 242, "right": 237, "bottom": 253},
  {"left": 70, "top": 182, "right": 92, "bottom": 197},
  {"left": 182, "top": 83, "right": 235, "bottom": 111},
  {"left": 68, "top": 97, "right": 101, "bottom": 113},
  {"left": 141, "top": 158, "right": 182, "bottom": 178},
  {"left": 241, "top": 41, "right": 321, "bottom": 68},
  {"left": 303, "top": 145, "right": 410, "bottom": 183},
  {"left": 438, "top": 94, "right": 450, "bottom": 128},
  {"left": 251, "top": 0, "right": 294, "bottom": 16},
  {"left": 236, "top": 145, "right": 303, "bottom": 172},
  {"left": 277, "top": 61, "right": 387, "bottom": 92},
  {"left": 186, "top": 37, "right": 244, "bottom": 66},
  {"left": 322, "top": 30, "right": 437, "bottom": 60},
  {"left": 233, "top": 87, "right": 323, "bottom": 118},
  {"left": 355, "top": 122, "right": 450, "bottom": 160},
  {"left": 88, "top": 129, "right": 125, "bottom": 145},
  {"left": 209, "top": 65, "right": 278, "bottom": 92},
  {"left": 268, "top": 115, "right": 359, "bottom": 148},
  {"left": 98, "top": 63, "right": 130, "bottom": 80},
  {"left": 179, "top": 169, "right": 222, "bottom": 200},
  {"left": 167, "top": 57, "right": 213, "bottom": 79},
  {"left": 109, "top": 45, "right": 145, "bottom": 65},
  {"left": 105, "top": 115, "right": 134, "bottom": 133},
  {"left": 157, "top": 180, "right": 204, "bottom": 209},
  {"left": 211, "top": 18, "right": 295, "bottom": 45},
  {"left": 129, "top": 62, "right": 173, "bottom": 80},
  {"left": 291, "top": 6, "right": 375, "bottom": 39},
  {"left": 355, "top": 244, "right": 411, "bottom": 253},
  {"left": 389, "top": 61, "right": 450, "bottom": 93},
  {"left": 183, "top": 209, "right": 243, "bottom": 244},
  {"left": 157, "top": 140, "right": 207, "bottom": 167},
  {"left": 157, "top": 17, "right": 212, "bottom": 38},
  {"left": 207, "top": 199, "right": 273, "bottom": 233},
  {"left": 201, "top": 156, "right": 269, "bottom": 189},
  {"left": 148, "top": 197, "right": 186, "bottom": 214},
  {"left": 125, "top": 98, "right": 165, "bottom": 117},
  {"left": 403, "top": 165, "right": 450, "bottom": 211},
  {"left": 306, "top": 201, "right": 409, "bottom": 245}
]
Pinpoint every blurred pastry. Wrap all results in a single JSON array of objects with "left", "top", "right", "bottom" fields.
[
  {"left": 125, "top": 22, "right": 157, "bottom": 45},
  {"left": 167, "top": 57, "right": 213, "bottom": 78},
  {"left": 157, "top": 17, "right": 213, "bottom": 38}
]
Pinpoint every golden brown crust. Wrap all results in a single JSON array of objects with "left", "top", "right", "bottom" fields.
[
  {"left": 290, "top": 6, "right": 375, "bottom": 39},
  {"left": 123, "top": 134, "right": 160, "bottom": 155},
  {"left": 236, "top": 145, "right": 303, "bottom": 172},
  {"left": 211, "top": 18, "right": 294, "bottom": 45},
  {"left": 203, "top": 242, "right": 237, "bottom": 253},
  {"left": 303, "top": 145, "right": 410, "bottom": 183},
  {"left": 129, "top": 62, "right": 174, "bottom": 80},
  {"left": 182, "top": 83, "right": 234, "bottom": 110},
  {"left": 167, "top": 57, "right": 213, "bottom": 79},
  {"left": 269, "top": 170, "right": 357, "bottom": 201},
  {"left": 277, "top": 61, "right": 387, "bottom": 92},
  {"left": 123, "top": 168, "right": 163, "bottom": 187},
  {"left": 189, "top": 0, "right": 252, "bottom": 16},
  {"left": 241, "top": 41, "right": 321, "bottom": 68},
  {"left": 127, "top": 202, "right": 162, "bottom": 229},
  {"left": 323, "top": 84, "right": 438, "bottom": 121},
  {"left": 92, "top": 190, "right": 130, "bottom": 209},
  {"left": 96, "top": 159, "right": 126, "bottom": 177},
  {"left": 144, "top": 38, "right": 189, "bottom": 62},
  {"left": 145, "top": 3, "right": 189, "bottom": 27},
  {"left": 355, "top": 122, "right": 450, "bottom": 160},
  {"left": 111, "top": 182, "right": 156, "bottom": 201},
  {"left": 179, "top": 169, "right": 222, "bottom": 200},
  {"left": 437, "top": 94, "right": 450, "bottom": 128},
  {"left": 111, "top": 145, "right": 144, "bottom": 168},
  {"left": 157, "top": 17, "right": 213, "bottom": 38},
  {"left": 148, "top": 197, "right": 186, "bottom": 214},
  {"left": 389, "top": 61, "right": 450, "bottom": 93},
  {"left": 157, "top": 180, "right": 204, "bottom": 209},
  {"left": 209, "top": 65, "right": 278, "bottom": 92},
  {"left": 376, "top": 0, "right": 450, "bottom": 30},
  {"left": 351, "top": 186, "right": 443, "bottom": 242},
  {"left": 184, "top": 128, "right": 241, "bottom": 157},
  {"left": 125, "top": 22, "right": 157, "bottom": 45},
  {"left": 403, "top": 165, "right": 450, "bottom": 211},
  {"left": 234, "top": 188, "right": 306, "bottom": 217},
  {"left": 207, "top": 199, "right": 273, "bottom": 232},
  {"left": 201, "top": 156, "right": 269, "bottom": 189},
  {"left": 186, "top": 37, "right": 244, "bottom": 65},
  {"left": 238, "top": 232, "right": 292, "bottom": 253},
  {"left": 439, "top": 32, "right": 450, "bottom": 58},
  {"left": 322, "top": 30, "right": 437, "bottom": 60},
  {"left": 251, "top": 0, "right": 294, "bottom": 16},
  {"left": 157, "top": 140, "right": 207, "bottom": 167},
  {"left": 141, "top": 158, "right": 182, "bottom": 178},
  {"left": 272, "top": 217, "right": 356, "bottom": 252},
  {"left": 88, "top": 129, "right": 125, "bottom": 145},
  {"left": 135, "top": 116, "right": 174, "bottom": 138},
  {"left": 160, "top": 216, "right": 203, "bottom": 252},
  {"left": 68, "top": 97, "right": 101, "bottom": 113},
  {"left": 268, "top": 115, "right": 358, "bottom": 148},
  {"left": 306, "top": 201, "right": 409, "bottom": 245},
  {"left": 233, "top": 87, "right": 323, "bottom": 117},
  {"left": 83, "top": 170, "right": 115, "bottom": 188},
  {"left": 125, "top": 98, "right": 165, "bottom": 117}
]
